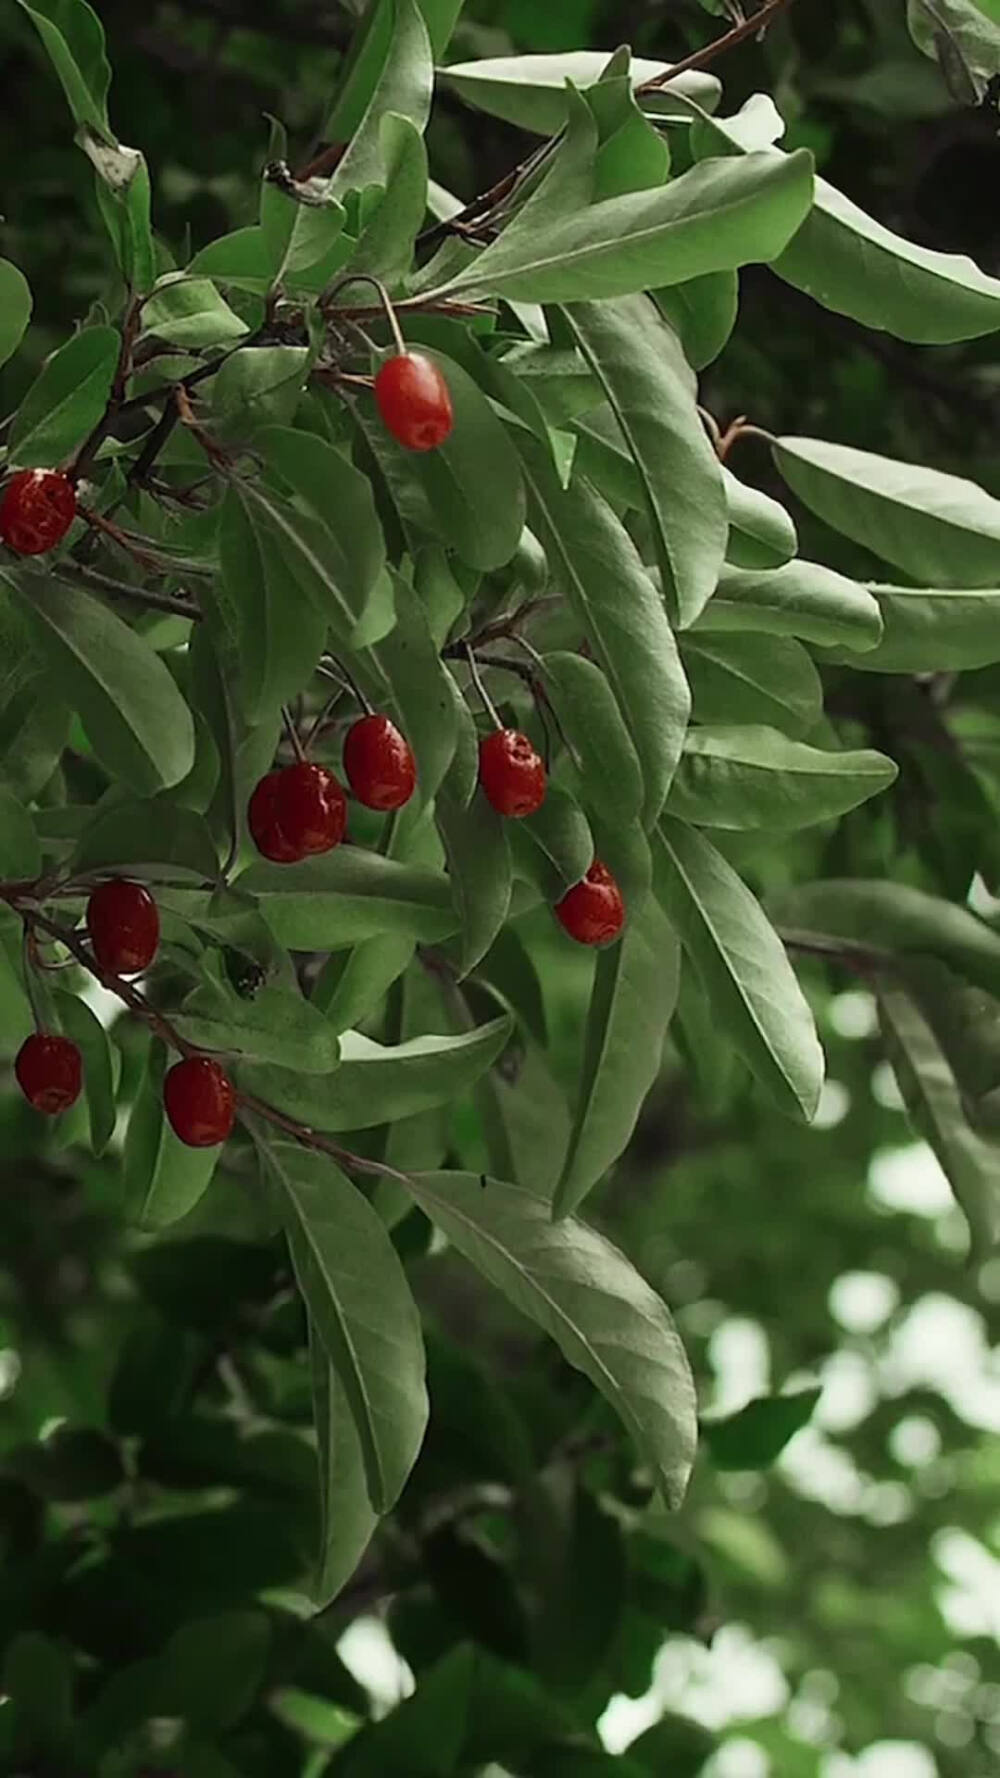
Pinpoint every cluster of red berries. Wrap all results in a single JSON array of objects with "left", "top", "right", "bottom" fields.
[
  {"left": 14, "top": 877, "right": 235, "bottom": 1147},
  {"left": 0, "top": 468, "right": 77, "bottom": 556},
  {"left": 248, "top": 715, "right": 417, "bottom": 863}
]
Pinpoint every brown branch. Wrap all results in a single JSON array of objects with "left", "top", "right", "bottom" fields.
[
  {"left": 54, "top": 561, "right": 203, "bottom": 621},
  {"left": 638, "top": 0, "right": 799, "bottom": 89}
]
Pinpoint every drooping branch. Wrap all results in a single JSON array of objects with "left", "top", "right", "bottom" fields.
[{"left": 639, "top": 0, "right": 800, "bottom": 90}]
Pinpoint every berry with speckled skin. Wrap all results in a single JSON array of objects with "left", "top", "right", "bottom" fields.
[
  {"left": 0, "top": 469, "right": 76, "bottom": 555},
  {"left": 479, "top": 728, "right": 546, "bottom": 819}
]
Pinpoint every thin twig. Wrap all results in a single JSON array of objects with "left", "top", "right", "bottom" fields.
[
  {"left": 639, "top": 0, "right": 799, "bottom": 89},
  {"left": 54, "top": 561, "right": 203, "bottom": 621}
]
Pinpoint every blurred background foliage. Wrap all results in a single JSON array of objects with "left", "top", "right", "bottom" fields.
[{"left": 0, "top": 4, "right": 998, "bottom": 1777}]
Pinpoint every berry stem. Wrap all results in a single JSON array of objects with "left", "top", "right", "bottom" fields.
[
  {"left": 281, "top": 704, "right": 307, "bottom": 764},
  {"left": 464, "top": 643, "right": 503, "bottom": 730},
  {"left": 320, "top": 273, "right": 408, "bottom": 358},
  {"left": 321, "top": 653, "right": 373, "bottom": 715}
]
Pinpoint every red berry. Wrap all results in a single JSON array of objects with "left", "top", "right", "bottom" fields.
[
  {"left": 248, "top": 770, "right": 305, "bottom": 864},
  {"left": 276, "top": 761, "right": 347, "bottom": 857},
  {"left": 344, "top": 714, "right": 416, "bottom": 811},
  {"left": 479, "top": 728, "right": 547, "bottom": 819},
  {"left": 15, "top": 1033, "right": 83, "bottom": 1115},
  {"left": 554, "top": 859, "right": 625, "bottom": 947},
  {"left": 163, "top": 1056, "right": 235, "bottom": 1147},
  {"left": 374, "top": 354, "right": 453, "bottom": 452},
  {"left": 86, "top": 878, "right": 160, "bottom": 975},
  {"left": 0, "top": 469, "right": 76, "bottom": 556}
]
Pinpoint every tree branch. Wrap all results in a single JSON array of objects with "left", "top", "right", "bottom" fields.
[{"left": 639, "top": 0, "right": 799, "bottom": 89}]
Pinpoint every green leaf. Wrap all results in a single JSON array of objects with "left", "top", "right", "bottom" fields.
[
  {"left": 73, "top": 796, "right": 219, "bottom": 880},
  {"left": 8, "top": 324, "right": 118, "bottom": 465},
  {"left": 680, "top": 632, "right": 821, "bottom": 735},
  {"left": 367, "top": 572, "right": 458, "bottom": 804},
  {"left": 627, "top": 1711, "right": 715, "bottom": 1777},
  {"left": 260, "top": 183, "right": 346, "bottom": 286},
  {"left": 174, "top": 981, "right": 342, "bottom": 1072},
  {"left": 254, "top": 425, "right": 389, "bottom": 642},
  {"left": 774, "top": 435, "right": 1000, "bottom": 587},
  {"left": 653, "top": 270, "right": 739, "bottom": 372},
  {"left": 3, "top": 1631, "right": 72, "bottom": 1753},
  {"left": 696, "top": 560, "right": 882, "bottom": 652},
  {"left": 879, "top": 984, "right": 1000, "bottom": 1259},
  {"left": 159, "top": 1612, "right": 270, "bottom": 1730},
  {"left": 330, "top": 0, "right": 433, "bottom": 196},
  {"left": 555, "top": 898, "right": 681, "bottom": 1217},
  {"left": 10, "top": 572, "right": 195, "bottom": 793},
  {"left": 512, "top": 786, "right": 594, "bottom": 899},
  {"left": 315, "top": 933, "right": 417, "bottom": 1036},
  {"left": 702, "top": 1389, "right": 821, "bottom": 1470},
  {"left": 518, "top": 438, "right": 690, "bottom": 826},
  {"left": 563, "top": 297, "right": 726, "bottom": 628},
  {"left": 439, "top": 52, "right": 722, "bottom": 134},
  {"left": 53, "top": 988, "right": 116, "bottom": 1156},
  {"left": 6, "top": 1424, "right": 123, "bottom": 1501},
  {"left": 542, "top": 652, "right": 644, "bottom": 826},
  {"left": 0, "top": 785, "right": 41, "bottom": 877},
  {"left": 404, "top": 1171, "right": 698, "bottom": 1508},
  {"left": 141, "top": 277, "right": 249, "bottom": 348},
  {"left": 521, "top": 1471, "right": 626, "bottom": 1694},
  {"left": 722, "top": 466, "right": 798, "bottom": 570},
  {"left": 211, "top": 345, "right": 310, "bottom": 434},
  {"left": 16, "top": 0, "right": 112, "bottom": 135},
  {"left": 348, "top": 113, "right": 428, "bottom": 281},
  {"left": 652, "top": 818, "right": 824, "bottom": 1120},
  {"left": 667, "top": 726, "right": 897, "bottom": 831},
  {"left": 263, "top": 1142, "right": 427, "bottom": 1513},
  {"left": 90, "top": 139, "right": 156, "bottom": 294},
  {"left": 436, "top": 789, "right": 513, "bottom": 976},
  {"left": 329, "top": 1644, "right": 474, "bottom": 1777},
  {"left": 437, "top": 151, "right": 814, "bottom": 305},
  {"left": 123, "top": 1041, "right": 221, "bottom": 1229},
  {"left": 476, "top": 1040, "right": 571, "bottom": 1198},
  {"left": 589, "top": 62, "right": 671, "bottom": 201},
  {"left": 241, "top": 849, "right": 458, "bottom": 947},
  {"left": 819, "top": 583, "right": 1000, "bottom": 672},
  {"left": 310, "top": 1327, "right": 379, "bottom": 1606},
  {"left": 217, "top": 484, "right": 330, "bottom": 721},
  {"left": 187, "top": 225, "right": 274, "bottom": 294},
  {"left": 769, "top": 878, "right": 1000, "bottom": 999},
  {"left": 0, "top": 259, "right": 32, "bottom": 371},
  {"left": 243, "top": 1016, "right": 513, "bottom": 1132}
]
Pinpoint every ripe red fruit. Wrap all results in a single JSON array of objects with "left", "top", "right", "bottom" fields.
[
  {"left": 276, "top": 761, "right": 347, "bottom": 856},
  {"left": 374, "top": 353, "right": 453, "bottom": 452},
  {"left": 248, "top": 770, "right": 305, "bottom": 864},
  {"left": 479, "top": 728, "right": 547, "bottom": 819},
  {"left": 86, "top": 878, "right": 160, "bottom": 975},
  {"left": 344, "top": 714, "right": 417, "bottom": 811},
  {"left": 163, "top": 1056, "right": 235, "bottom": 1147},
  {"left": 554, "top": 859, "right": 625, "bottom": 947},
  {"left": 0, "top": 469, "right": 76, "bottom": 556},
  {"left": 15, "top": 1033, "right": 83, "bottom": 1115}
]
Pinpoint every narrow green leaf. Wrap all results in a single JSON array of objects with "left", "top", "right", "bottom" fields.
[
  {"left": 653, "top": 270, "right": 739, "bottom": 372},
  {"left": 264, "top": 1142, "right": 427, "bottom": 1513},
  {"left": 241, "top": 849, "right": 458, "bottom": 948},
  {"left": 439, "top": 52, "right": 722, "bottom": 134},
  {"left": 652, "top": 818, "right": 824, "bottom": 1120},
  {"left": 260, "top": 183, "right": 346, "bottom": 285},
  {"left": 696, "top": 560, "right": 882, "bottom": 652},
  {"left": 369, "top": 573, "right": 457, "bottom": 804},
  {"left": 436, "top": 789, "right": 513, "bottom": 976},
  {"left": 476, "top": 1040, "right": 571, "bottom": 1199},
  {"left": 0, "top": 785, "right": 41, "bottom": 877},
  {"left": 819, "top": 582, "right": 1000, "bottom": 672},
  {"left": 8, "top": 324, "right": 118, "bottom": 465},
  {"left": 0, "top": 259, "right": 32, "bottom": 371},
  {"left": 879, "top": 984, "right": 1000, "bottom": 1259},
  {"left": 123, "top": 1042, "right": 221, "bottom": 1229},
  {"left": 722, "top": 466, "right": 798, "bottom": 569},
  {"left": 555, "top": 899, "right": 681, "bottom": 1217},
  {"left": 217, "top": 484, "right": 329, "bottom": 720},
  {"left": 680, "top": 632, "right": 821, "bottom": 736},
  {"left": 438, "top": 151, "right": 814, "bottom": 305},
  {"left": 159, "top": 1612, "right": 270, "bottom": 1730},
  {"left": 310, "top": 1325, "right": 379, "bottom": 1606},
  {"left": 774, "top": 435, "right": 1000, "bottom": 587},
  {"left": 564, "top": 297, "right": 726, "bottom": 627},
  {"left": 542, "top": 652, "right": 644, "bottom": 826},
  {"left": 73, "top": 797, "right": 219, "bottom": 880},
  {"left": 404, "top": 1171, "right": 698, "bottom": 1508},
  {"left": 314, "top": 933, "right": 416, "bottom": 1036},
  {"left": 10, "top": 572, "right": 195, "bottom": 793},
  {"left": 667, "top": 726, "right": 898, "bottom": 831},
  {"left": 518, "top": 437, "right": 690, "bottom": 825},
  {"left": 769, "top": 878, "right": 1000, "bottom": 999},
  {"left": 16, "top": 0, "right": 112, "bottom": 134},
  {"left": 512, "top": 787, "right": 594, "bottom": 899},
  {"left": 330, "top": 0, "right": 433, "bottom": 195},
  {"left": 702, "top": 1389, "right": 821, "bottom": 1470},
  {"left": 174, "top": 981, "right": 342, "bottom": 1072},
  {"left": 141, "top": 277, "right": 248, "bottom": 348},
  {"left": 348, "top": 113, "right": 428, "bottom": 281},
  {"left": 255, "top": 425, "right": 388, "bottom": 643},
  {"left": 53, "top": 989, "right": 116, "bottom": 1156}
]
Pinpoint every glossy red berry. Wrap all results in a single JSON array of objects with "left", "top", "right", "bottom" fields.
[
  {"left": 248, "top": 770, "right": 306, "bottom": 864},
  {"left": 86, "top": 878, "right": 160, "bottom": 975},
  {"left": 554, "top": 859, "right": 625, "bottom": 947},
  {"left": 344, "top": 714, "right": 417, "bottom": 811},
  {"left": 479, "top": 728, "right": 547, "bottom": 819},
  {"left": 374, "top": 353, "right": 453, "bottom": 452},
  {"left": 276, "top": 761, "right": 347, "bottom": 856},
  {"left": 163, "top": 1056, "right": 235, "bottom": 1147},
  {"left": 15, "top": 1033, "right": 83, "bottom": 1115},
  {"left": 0, "top": 469, "right": 76, "bottom": 556}
]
